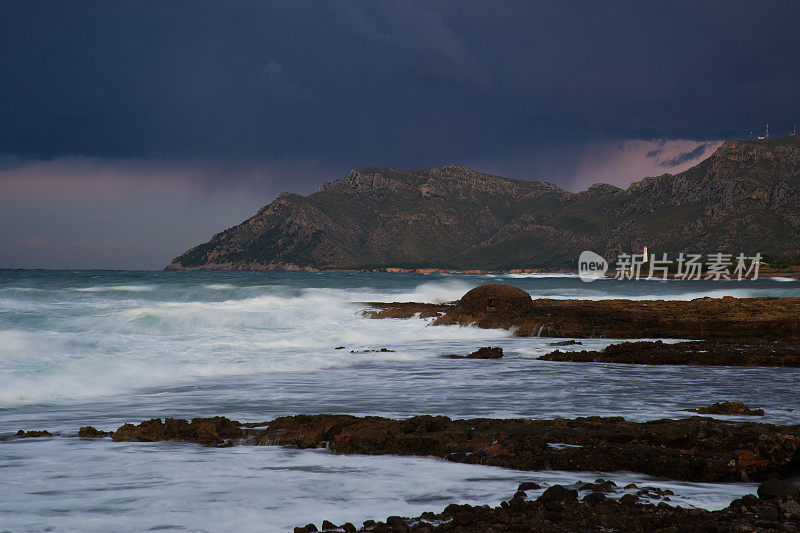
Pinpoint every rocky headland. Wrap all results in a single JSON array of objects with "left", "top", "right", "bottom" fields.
[{"left": 167, "top": 136, "right": 800, "bottom": 271}]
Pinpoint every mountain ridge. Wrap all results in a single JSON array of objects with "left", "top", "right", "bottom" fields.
[{"left": 167, "top": 136, "right": 800, "bottom": 271}]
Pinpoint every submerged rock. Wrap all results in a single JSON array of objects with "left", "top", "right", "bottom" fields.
[
  {"left": 688, "top": 401, "right": 765, "bottom": 416},
  {"left": 467, "top": 346, "right": 503, "bottom": 359},
  {"left": 15, "top": 430, "right": 52, "bottom": 438},
  {"left": 541, "top": 339, "right": 800, "bottom": 367},
  {"left": 442, "top": 346, "right": 503, "bottom": 359}
]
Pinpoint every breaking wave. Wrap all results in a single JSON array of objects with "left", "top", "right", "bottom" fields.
[{"left": 1, "top": 270, "right": 798, "bottom": 405}]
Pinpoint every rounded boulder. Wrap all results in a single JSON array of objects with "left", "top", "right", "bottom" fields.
[{"left": 459, "top": 283, "right": 534, "bottom": 316}]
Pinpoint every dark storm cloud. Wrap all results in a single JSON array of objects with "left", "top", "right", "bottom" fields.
[
  {"left": 646, "top": 140, "right": 666, "bottom": 159},
  {"left": 2, "top": 0, "right": 799, "bottom": 167},
  {"left": 658, "top": 144, "right": 709, "bottom": 168},
  {"left": 2, "top": 1, "right": 800, "bottom": 268}
]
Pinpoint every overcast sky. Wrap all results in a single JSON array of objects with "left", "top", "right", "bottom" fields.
[{"left": 2, "top": 1, "right": 799, "bottom": 268}]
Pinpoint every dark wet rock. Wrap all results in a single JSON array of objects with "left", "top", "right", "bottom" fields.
[
  {"left": 637, "top": 487, "right": 675, "bottom": 500},
  {"left": 385, "top": 516, "right": 404, "bottom": 526},
  {"left": 688, "top": 401, "right": 765, "bottom": 416},
  {"left": 517, "top": 481, "right": 541, "bottom": 491},
  {"left": 467, "top": 346, "right": 503, "bottom": 359},
  {"left": 294, "top": 525, "right": 318, "bottom": 533},
  {"left": 758, "top": 479, "right": 800, "bottom": 500},
  {"left": 15, "top": 429, "right": 52, "bottom": 438},
  {"left": 320, "top": 520, "right": 337, "bottom": 531},
  {"left": 582, "top": 492, "right": 607, "bottom": 504},
  {"left": 78, "top": 426, "right": 112, "bottom": 438},
  {"left": 442, "top": 346, "right": 503, "bottom": 359},
  {"left": 579, "top": 479, "right": 617, "bottom": 493},
  {"left": 255, "top": 414, "right": 800, "bottom": 482},
  {"left": 541, "top": 339, "right": 800, "bottom": 367},
  {"left": 112, "top": 416, "right": 244, "bottom": 446},
  {"left": 341, "top": 523, "right": 356, "bottom": 533},
  {"left": 549, "top": 340, "right": 582, "bottom": 346},
  {"left": 782, "top": 499, "right": 800, "bottom": 517},
  {"left": 539, "top": 485, "right": 578, "bottom": 503},
  {"left": 365, "top": 292, "right": 800, "bottom": 341},
  {"left": 328, "top": 482, "right": 800, "bottom": 532},
  {"left": 349, "top": 348, "right": 395, "bottom": 353},
  {"left": 334, "top": 346, "right": 345, "bottom": 350}
]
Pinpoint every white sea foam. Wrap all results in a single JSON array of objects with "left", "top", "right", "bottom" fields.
[
  {"left": 0, "top": 283, "right": 509, "bottom": 404},
  {"left": 505, "top": 273, "right": 579, "bottom": 279},
  {"left": 371, "top": 278, "right": 475, "bottom": 303},
  {"left": 526, "top": 286, "right": 776, "bottom": 301},
  {"left": 72, "top": 284, "right": 155, "bottom": 292},
  {"left": 203, "top": 283, "right": 238, "bottom": 289}
]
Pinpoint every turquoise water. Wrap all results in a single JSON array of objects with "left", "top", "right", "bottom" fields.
[{"left": 1, "top": 270, "right": 799, "bottom": 531}]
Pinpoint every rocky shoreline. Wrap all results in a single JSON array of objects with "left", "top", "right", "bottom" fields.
[
  {"left": 364, "top": 284, "right": 800, "bottom": 369},
  {"left": 18, "top": 414, "right": 799, "bottom": 532},
  {"left": 296, "top": 480, "right": 800, "bottom": 532},
  {"left": 9, "top": 413, "right": 796, "bottom": 531},
  {"left": 65, "top": 414, "right": 800, "bottom": 483},
  {"left": 364, "top": 292, "right": 800, "bottom": 340}
]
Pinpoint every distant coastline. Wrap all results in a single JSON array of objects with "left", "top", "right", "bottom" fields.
[{"left": 165, "top": 262, "right": 800, "bottom": 278}]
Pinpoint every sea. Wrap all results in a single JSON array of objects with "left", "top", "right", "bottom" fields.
[{"left": 1, "top": 270, "right": 799, "bottom": 532}]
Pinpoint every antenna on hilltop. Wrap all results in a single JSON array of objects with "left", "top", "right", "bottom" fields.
[{"left": 757, "top": 122, "right": 769, "bottom": 141}]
